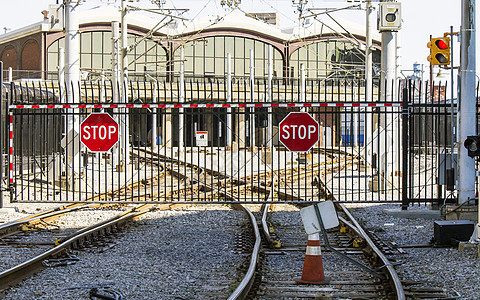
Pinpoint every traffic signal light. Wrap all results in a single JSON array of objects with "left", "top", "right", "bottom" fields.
[
  {"left": 464, "top": 135, "right": 480, "bottom": 158},
  {"left": 427, "top": 37, "right": 450, "bottom": 66}
]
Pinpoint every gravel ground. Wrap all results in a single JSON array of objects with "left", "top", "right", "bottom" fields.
[
  {"left": 2, "top": 202, "right": 480, "bottom": 299},
  {"left": 1, "top": 204, "right": 248, "bottom": 299},
  {"left": 0, "top": 206, "right": 128, "bottom": 271},
  {"left": 348, "top": 203, "right": 480, "bottom": 299}
]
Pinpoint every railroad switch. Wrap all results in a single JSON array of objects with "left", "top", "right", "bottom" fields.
[
  {"left": 353, "top": 239, "right": 366, "bottom": 248},
  {"left": 340, "top": 226, "right": 347, "bottom": 233},
  {"left": 268, "top": 226, "right": 275, "bottom": 234},
  {"left": 272, "top": 240, "right": 282, "bottom": 248}
]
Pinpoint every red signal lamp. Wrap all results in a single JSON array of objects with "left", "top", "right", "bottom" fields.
[{"left": 435, "top": 39, "right": 448, "bottom": 50}]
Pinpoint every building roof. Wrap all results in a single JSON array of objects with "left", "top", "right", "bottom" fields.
[
  {"left": 169, "top": 9, "right": 291, "bottom": 40},
  {"left": 0, "top": 21, "right": 49, "bottom": 44},
  {"left": 0, "top": 4, "right": 380, "bottom": 44}
]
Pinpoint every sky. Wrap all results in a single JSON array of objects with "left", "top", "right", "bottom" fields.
[{"left": 0, "top": 0, "right": 476, "bottom": 77}]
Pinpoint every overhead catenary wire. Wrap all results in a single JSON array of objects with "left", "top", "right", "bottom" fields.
[
  {"left": 236, "top": 2, "right": 368, "bottom": 79},
  {"left": 82, "top": 0, "right": 377, "bottom": 81}
]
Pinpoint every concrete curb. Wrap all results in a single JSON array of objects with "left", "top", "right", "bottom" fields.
[{"left": 384, "top": 209, "right": 441, "bottom": 219}]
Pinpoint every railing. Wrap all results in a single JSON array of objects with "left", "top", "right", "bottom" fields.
[
  {"left": 1, "top": 77, "right": 469, "bottom": 207},
  {"left": 4, "top": 78, "right": 382, "bottom": 105}
]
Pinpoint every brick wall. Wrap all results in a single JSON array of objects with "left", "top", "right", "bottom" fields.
[{"left": 0, "top": 32, "right": 42, "bottom": 72}]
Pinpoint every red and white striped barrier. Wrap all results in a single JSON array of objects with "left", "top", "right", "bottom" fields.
[{"left": 10, "top": 102, "right": 401, "bottom": 110}]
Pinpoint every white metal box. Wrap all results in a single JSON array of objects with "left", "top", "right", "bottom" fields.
[{"left": 378, "top": 2, "right": 402, "bottom": 32}]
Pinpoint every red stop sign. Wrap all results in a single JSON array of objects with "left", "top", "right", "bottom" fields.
[
  {"left": 81, "top": 113, "right": 119, "bottom": 152},
  {"left": 279, "top": 112, "right": 319, "bottom": 152}
]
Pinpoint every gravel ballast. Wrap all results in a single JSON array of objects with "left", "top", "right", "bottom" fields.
[
  {"left": 348, "top": 203, "right": 480, "bottom": 299},
  {"left": 1, "top": 204, "right": 248, "bottom": 299},
  {"left": 1, "top": 202, "right": 480, "bottom": 299}
]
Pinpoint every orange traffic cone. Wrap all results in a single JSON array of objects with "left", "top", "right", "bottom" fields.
[{"left": 296, "top": 232, "right": 330, "bottom": 285}]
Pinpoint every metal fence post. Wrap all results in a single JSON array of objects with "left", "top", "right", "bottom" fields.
[{"left": 401, "top": 83, "right": 409, "bottom": 210}]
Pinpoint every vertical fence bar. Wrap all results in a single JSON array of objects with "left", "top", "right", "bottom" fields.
[
  {"left": 402, "top": 84, "right": 409, "bottom": 210},
  {"left": 300, "top": 63, "right": 305, "bottom": 104},
  {"left": 0, "top": 62, "right": 3, "bottom": 208},
  {"left": 226, "top": 53, "right": 232, "bottom": 147}
]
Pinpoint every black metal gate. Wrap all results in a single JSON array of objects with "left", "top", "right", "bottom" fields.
[
  {"left": 3, "top": 78, "right": 409, "bottom": 204},
  {"left": 402, "top": 79, "right": 460, "bottom": 208}
]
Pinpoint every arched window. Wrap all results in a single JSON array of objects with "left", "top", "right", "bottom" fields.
[
  {"left": 21, "top": 40, "right": 40, "bottom": 70},
  {"left": 173, "top": 36, "right": 283, "bottom": 78},
  {"left": 290, "top": 39, "right": 380, "bottom": 79},
  {"left": 47, "top": 31, "right": 167, "bottom": 80},
  {"left": 1, "top": 45, "right": 17, "bottom": 70}
]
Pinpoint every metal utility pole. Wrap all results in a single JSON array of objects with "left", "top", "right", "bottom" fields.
[
  {"left": 301, "top": 63, "right": 306, "bottom": 104},
  {"left": 120, "top": 0, "right": 128, "bottom": 86},
  {"left": 64, "top": 0, "right": 82, "bottom": 186},
  {"left": 450, "top": 26, "right": 455, "bottom": 171},
  {"left": 119, "top": 0, "right": 130, "bottom": 166},
  {"left": 65, "top": 0, "right": 80, "bottom": 102},
  {"left": 111, "top": 21, "right": 122, "bottom": 169},
  {"left": 111, "top": 21, "right": 120, "bottom": 101},
  {"left": 457, "top": 0, "right": 476, "bottom": 204},
  {"left": 380, "top": 29, "right": 396, "bottom": 190},
  {"left": 365, "top": 0, "right": 373, "bottom": 167},
  {"left": 378, "top": 0, "right": 402, "bottom": 192},
  {"left": 267, "top": 45, "right": 273, "bottom": 149},
  {"left": 381, "top": 31, "right": 396, "bottom": 102}
]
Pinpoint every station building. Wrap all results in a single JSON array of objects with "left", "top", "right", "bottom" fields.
[
  {"left": 0, "top": 5, "right": 382, "bottom": 148},
  {"left": 0, "top": 5, "right": 381, "bottom": 81}
]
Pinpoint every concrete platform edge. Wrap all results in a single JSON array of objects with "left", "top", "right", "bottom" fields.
[{"left": 383, "top": 209, "right": 441, "bottom": 219}]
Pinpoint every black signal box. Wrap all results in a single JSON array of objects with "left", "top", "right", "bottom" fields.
[{"left": 433, "top": 220, "right": 475, "bottom": 246}]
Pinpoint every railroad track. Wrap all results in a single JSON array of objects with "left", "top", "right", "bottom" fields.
[
  {"left": 1, "top": 146, "right": 455, "bottom": 299},
  {"left": 0, "top": 157, "right": 176, "bottom": 295},
  {"left": 0, "top": 147, "right": 256, "bottom": 297},
  {"left": 133, "top": 147, "right": 404, "bottom": 298},
  {"left": 0, "top": 203, "right": 159, "bottom": 295},
  {"left": 246, "top": 203, "right": 404, "bottom": 299},
  {"left": 128, "top": 147, "right": 411, "bottom": 298},
  {"left": 220, "top": 148, "right": 454, "bottom": 299}
]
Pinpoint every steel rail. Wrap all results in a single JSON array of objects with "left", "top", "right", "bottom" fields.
[
  {"left": 0, "top": 204, "right": 158, "bottom": 292},
  {"left": 159, "top": 156, "right": 261, "bottom": 300},
  {"left": 227, "top": 203, "right": 261, "bottom": 300},
  {"left": 261, "top": 175, "right": 277, "bottom": 247},
  {"left": 316, "top": 149, "right": 405, "bottom": 298},
  {"left": 0, "top": 203, "right": 101, "bottom": 239},
  {"left": 225, "top": 150, "right": 405, "bottom": 299},
  {"left": 4, "top": 203, "right": 88, "bottom": 223},
  {"left": 337, "top": 203, "right": 405, "bottom": 300}
]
